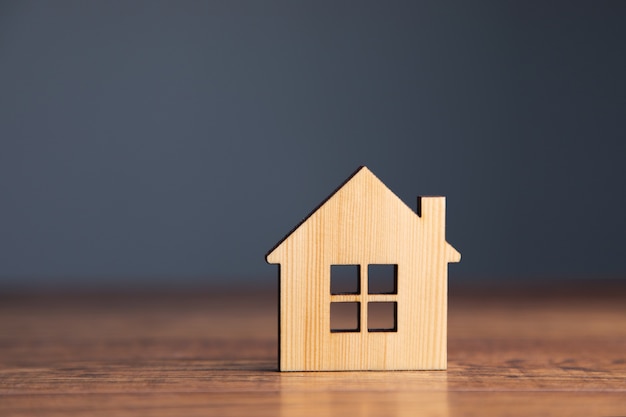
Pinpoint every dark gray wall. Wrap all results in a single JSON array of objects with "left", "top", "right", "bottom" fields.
[{"left": 1, "top": 1, "right": 625, "bottom": 289}]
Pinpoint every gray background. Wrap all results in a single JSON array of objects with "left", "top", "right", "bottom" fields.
[{"left": 1, "top": 1, "right": 625, "bottom": 289}]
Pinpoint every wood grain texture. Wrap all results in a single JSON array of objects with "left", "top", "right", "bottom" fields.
[
  {"left": 1, "top": 282, "right": 626, "bottom": 416},
  {"left": 266, "top": 166, "right": 461, "bottom": 371}
]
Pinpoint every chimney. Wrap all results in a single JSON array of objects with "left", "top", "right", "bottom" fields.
[{"left": 417, "top": 196, "right": 446, "bottom": 219}]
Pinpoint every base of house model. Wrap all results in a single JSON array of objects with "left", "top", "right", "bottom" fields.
[{"left": 266, "top": 166, "right": 460, "bottom": 371}]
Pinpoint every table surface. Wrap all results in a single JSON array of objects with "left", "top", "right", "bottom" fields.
[{"left": 1, "top": 281, "right": 625, "bottom": 416}]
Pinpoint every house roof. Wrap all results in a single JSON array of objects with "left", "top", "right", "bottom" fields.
[
  {"left": 266, "top": 166, "right": 460, "bottom": 263},
  {"left": 266, "top": 166, "right": 379, "bottom": 259}
]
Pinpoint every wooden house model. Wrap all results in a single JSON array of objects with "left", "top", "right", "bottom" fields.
[{"left": 266, "top": 166, "right": 461, "bottom": 371}]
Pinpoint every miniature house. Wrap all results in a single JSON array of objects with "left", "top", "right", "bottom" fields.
[{"left": 266, "top": 166, "right": 460, "bottom": 371}]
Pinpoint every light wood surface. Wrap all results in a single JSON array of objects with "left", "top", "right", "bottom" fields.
[
  {"left": 1, "top": 282, "right": 625, "bottom": 416},
  {"left": 267, "top": 166, "right": 460, "bottom": 371}
]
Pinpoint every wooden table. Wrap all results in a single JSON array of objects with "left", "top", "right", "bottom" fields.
[{"left": 1, "top": 281, "right": 625, "bottom": 416}]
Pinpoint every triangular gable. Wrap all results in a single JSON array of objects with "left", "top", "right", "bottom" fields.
[{"left": 266, "top": 166, "right": 421, "bottom": 263}]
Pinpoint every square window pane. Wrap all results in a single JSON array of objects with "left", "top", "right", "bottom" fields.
[
  {"left": 368, "top": 302, "right": 397, "bottom": 332},
  {"left": 368, "top": 264, "right": 397, "bottom": 294},
  {"left": 330, "top": 302, "right": 360, "bottom": 332},
  {"left": 331, "top": 264, "right": 360, "bottom": 295}
]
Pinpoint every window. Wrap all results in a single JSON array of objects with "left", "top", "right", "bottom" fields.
[
  {"left": 330, "top": 264, "right": 398, "bottom": 333},
  {"left": 368, "top": 264, "right": 397, "bottom": 294},
  {"left": 368, "top": 302, "right": 397, "bottom": 332},
  {"left": 330, "top": 302, "right": 360, "bottom": 332},
  {"left": 331, "top": 265, "right": 360, "bottom": 295}
]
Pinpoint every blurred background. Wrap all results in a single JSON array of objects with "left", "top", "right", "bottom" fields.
[{"left": 1, "top": 1, "right": 624, "bottom": 290}]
